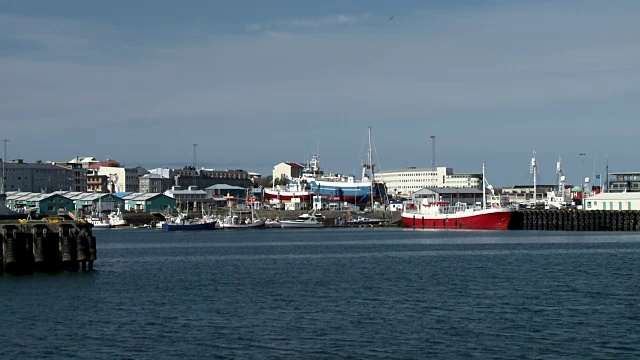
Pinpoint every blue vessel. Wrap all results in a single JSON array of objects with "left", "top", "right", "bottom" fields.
[
  {"left": 161, "top": 222, "right": 217, "bottom": 231},
  {"left": 160, "top": 212, "right": 218, "bottom": 231}
]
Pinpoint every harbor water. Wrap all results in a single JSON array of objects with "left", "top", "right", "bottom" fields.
[{"left": 2, "top": 228, "right": 640, "bottom": 358}]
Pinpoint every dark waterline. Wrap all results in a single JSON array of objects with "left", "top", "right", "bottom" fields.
[{"left": 2, "top": 228, "right": 640, "bottom": 359}]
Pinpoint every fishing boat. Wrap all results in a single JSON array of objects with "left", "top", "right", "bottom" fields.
[
  {"left": 108, "top": 206, "right": 128, "bottom": 228},
  {"left": 280, "top": 210, "right": 325, "bottom": 228},
  {"left": 87, "top": 214, "right": 111, "bottom": 228},
  {"left": 263, "top": 180, "right": 314, "bottom": 202},
  {"left": 401, "top": 162, "right": 516, "bottom": 230},
  {"left": 161, "top": 212, "right": 217, "bottom": 231},
  {"left": 219, "top": 208, "right": 265, "bottom": 229}
]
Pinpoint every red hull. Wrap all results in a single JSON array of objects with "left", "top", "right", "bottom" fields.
[
  {"left": 401, "top": 210, "right": 514, "bottom": 230},
  {"left": 264, "top": 191, "right": 312, "bottom": 201}
]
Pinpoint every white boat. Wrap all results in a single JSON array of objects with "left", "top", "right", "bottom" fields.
[
  {"left": 109, "top": 207, "right": 128, "bottom": 228},
  {"left": 280, "top": 210, "right": 325, "bottom": 228},
  {"left": 220, "top": 208, "right": 265, "bottom": 229},
  {"left": 347, "top": 216, "right": 386, "bottom": 227}
]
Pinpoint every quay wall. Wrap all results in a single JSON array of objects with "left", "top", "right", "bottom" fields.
[
  {"left": 512, "top": 210, "right": 640, "bottom": 231},
  {"left": 1, "top": 219, "right": 96, "bottom": 274}
]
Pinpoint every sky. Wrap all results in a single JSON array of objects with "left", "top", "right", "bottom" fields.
[{"left": 1, "top": 0, "right": 639, "bottom": 187}]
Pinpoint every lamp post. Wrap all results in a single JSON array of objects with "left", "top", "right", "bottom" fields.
[
  {"left": 579, "top": 153, "right": 586, "bottom": 206},
  {"left": 430, "top": 136, "right": 436, "bottom": 168}
]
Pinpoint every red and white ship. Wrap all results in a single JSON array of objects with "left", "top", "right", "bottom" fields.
[
  {"left": 401, "top": 162, "right": 516, "bottom": 230},
  {"left": 263, "top": 182, "right": 314, "bottom": 202},
  {"left": 401, "top": 200, "right": 515, "bottom": 230}
]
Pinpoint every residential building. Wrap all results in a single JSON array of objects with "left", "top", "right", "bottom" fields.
[
  {"left": 87, "top": 169, "right": 109, "bottom": 193},
  {"left": 139, "top": 173, "right": 173, "bottom": 193}
]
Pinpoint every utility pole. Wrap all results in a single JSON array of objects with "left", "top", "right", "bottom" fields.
[
  {"left": 430, "top": 135, "right": 436, "bottom": 168},
  {"left": 193, "top": 143, "right": 198, "bottom": 169}
]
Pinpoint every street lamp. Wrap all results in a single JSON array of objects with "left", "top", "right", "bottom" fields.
[{"left": 579, "top": 153, "right": 586, "bottom": 207}]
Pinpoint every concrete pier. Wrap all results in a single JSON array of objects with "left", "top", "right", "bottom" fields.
[{"left": 1, "top": 219, "right": 97, "bottom": 274}]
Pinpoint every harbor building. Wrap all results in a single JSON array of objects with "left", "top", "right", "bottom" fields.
[
  {"left": 164, "top": 185, "right": 209, "bottom": 211},
  {"left": 607, "top": 172, "right": 640, "bottom": 193},
  {"left": 374, "top": 167, "right": 482, "bottom": 198},
  {"left": 118, "top": 192, "right": 176, "bottom": 212},
  {"left": 584, "top": 192, "right": 640, "bottom": 211},
  {"left": 0, "top": 159, "right": 73, "bottom": 193},
  {"left": 6, "top": 191, "right": 75, "bottom": 216}
]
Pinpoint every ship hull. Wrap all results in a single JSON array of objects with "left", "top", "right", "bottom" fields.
[
  {"left": 401, "top": 209, "right": 514, "bottom": 230},
  {"left": 264, "top": 189, "right": 312, "bottom": 201}
]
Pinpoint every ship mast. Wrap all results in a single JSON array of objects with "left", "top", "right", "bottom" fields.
[
  {"left": 530, "top": 151, "right": 537, "bottom": 206},
  {"left": 368, "top": 127, "right": 374, "bottom": 210}
]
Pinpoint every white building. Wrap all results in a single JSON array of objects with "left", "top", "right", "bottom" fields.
[
  {"left": 97, "top": 166, "right": 145, "bottom": 193},
  {"left": 584, "top": 192, "right": 640, "bottom": 211},
  {"left": 374, "top": 167, "right": 482, "bottom": 198},
  {"left": 272, "top": 162, "right": 304, "bottom": 181}
]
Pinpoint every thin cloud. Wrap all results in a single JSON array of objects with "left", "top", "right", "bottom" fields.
[{"left": 246, "top": 13, "right": 372, "bottom": 32}]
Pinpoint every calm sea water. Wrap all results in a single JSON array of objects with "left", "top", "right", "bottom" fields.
[{"left": 2, "top": 228, "right": 640, "bottom": 359}]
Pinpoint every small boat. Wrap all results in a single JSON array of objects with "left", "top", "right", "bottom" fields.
[
  {"left": 264, "top": 218, "right": 282, "bottom": 228},
  {"left": 347, "top": 216, "right": 386, "bottom": 227},
  {"left": 280, "top": 210, "right": 325, "bottom": 228}
]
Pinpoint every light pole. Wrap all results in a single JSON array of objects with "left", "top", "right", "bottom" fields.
[
  {"left": 579, "top": 153, "right": 586, "bottom": 206},
  {"left": 430, "top": 136, "right": 436, "bottom": 168},
  {"left": 193, "top": 143, "right": 198, "bottom": 169}
]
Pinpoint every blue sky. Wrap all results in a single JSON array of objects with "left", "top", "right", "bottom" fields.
[{"left": 1, "top": 0, "right": 639, "bottom": 186}]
